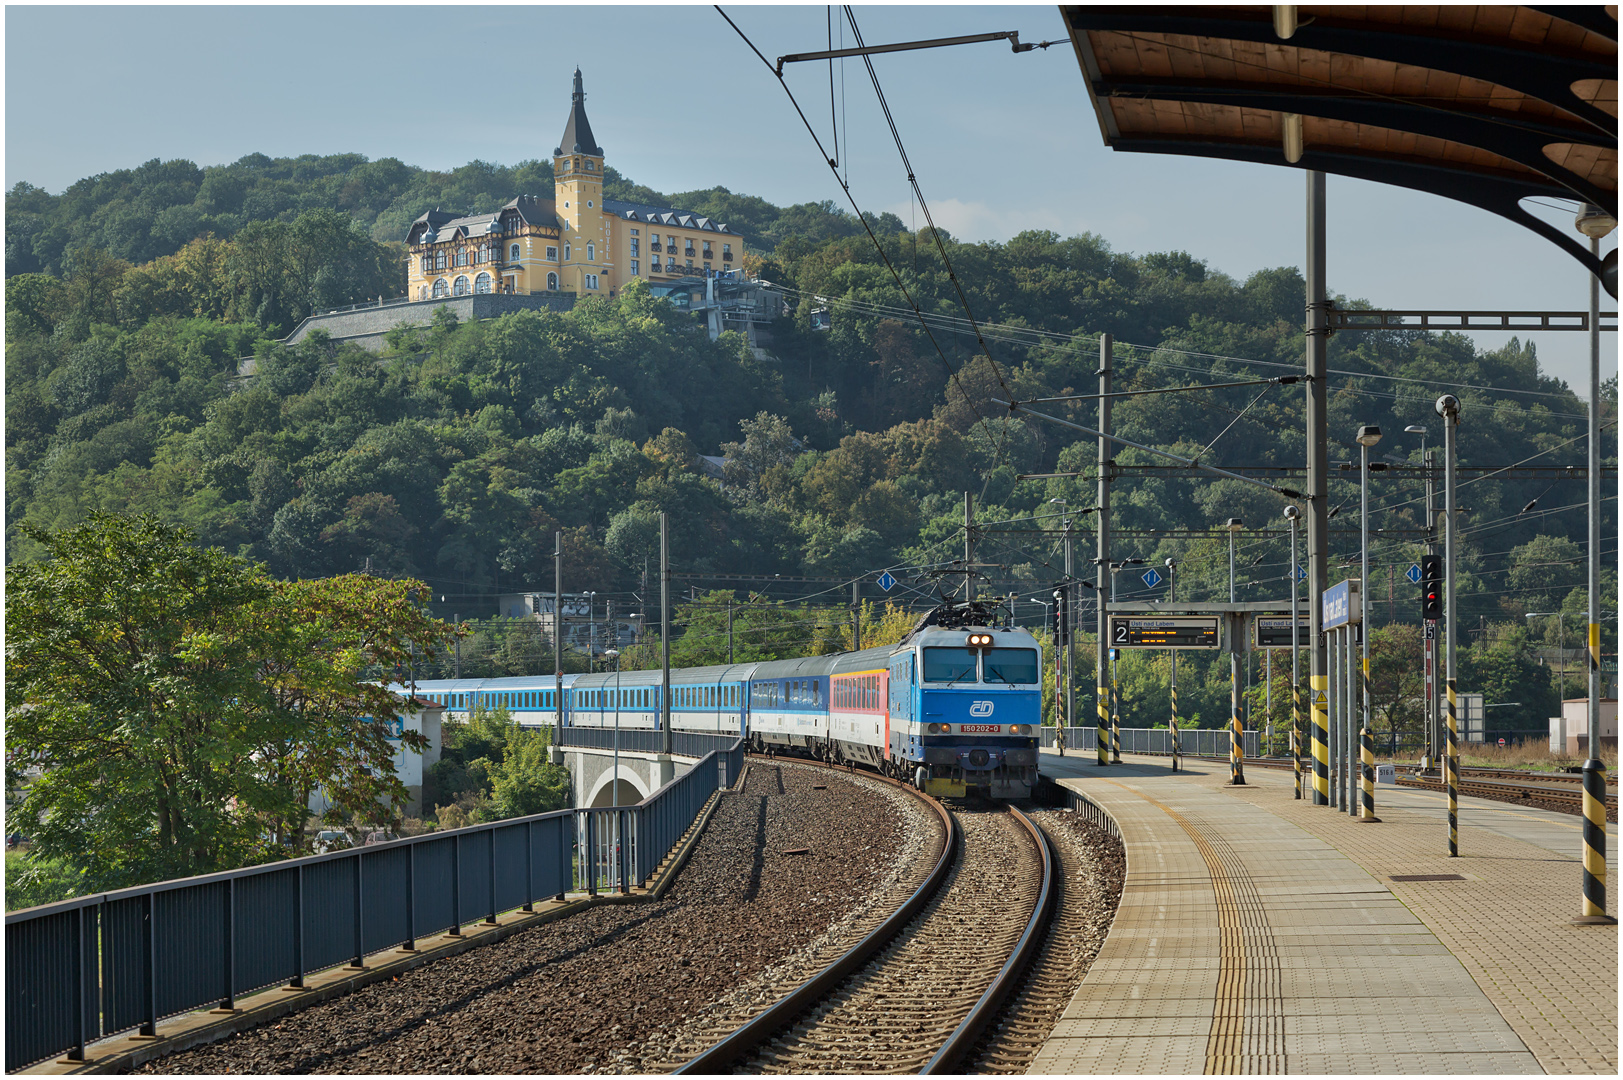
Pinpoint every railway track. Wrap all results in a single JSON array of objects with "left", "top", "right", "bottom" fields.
[
  {"left": 671, "top": 762, "right": 1054, "bottom": 1075},
  {"left": 1154, "top": 752, "right": 1617, "bottom": 819}
]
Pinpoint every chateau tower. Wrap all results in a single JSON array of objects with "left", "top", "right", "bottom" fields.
[{"left": 554, "top": 69, "right": 610, "bottom": 294}]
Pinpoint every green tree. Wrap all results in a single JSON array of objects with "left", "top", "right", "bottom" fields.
[
  {"left": 5, "top": 514, "right": 454, "bottom": 889},
  {"left": 488, "top": 726, "right": 570, "bottom": 818}
]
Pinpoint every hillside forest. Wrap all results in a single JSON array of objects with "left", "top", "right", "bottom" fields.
[{"left": 7, "top": 151, "right": 1617, "bottom": 744}]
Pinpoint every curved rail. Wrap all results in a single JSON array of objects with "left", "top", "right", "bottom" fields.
[
  {"left": 673, "top": 762, "right": 959, "bottom": 1075},
  {"left": 921, "top": 806, "right": 1057, "bottom": 1073}
]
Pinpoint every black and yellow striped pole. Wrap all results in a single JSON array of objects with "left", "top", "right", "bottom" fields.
[
  {"left": 1576, "top": 622, "right": 1614, "bottom": 923},
  {"left": 1360, "top": 723, "right": 1380, "bottom": 822},
  {"left": 1445, "top": 679, "right": 1459, "bottom": 856},
  {"left": 1096, "top": 682, "right": 1109, "bottom": 767},
  {"left": 1171, "top": 681, "right": 1180, "bottom": 773},
  {"left": 1293, "top": 682, "right": 1304, "bottom": 799},
  {"left": 1312, "top": 675, "right": 1329, "bottom": 804},
  {"left": 1110, "top": 672, "right": 1123, "bottom": 764}
]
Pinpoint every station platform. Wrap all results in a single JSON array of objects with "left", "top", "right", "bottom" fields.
[{"left": 1031, "top": 753, "right": 1618, "bottom": 1075}]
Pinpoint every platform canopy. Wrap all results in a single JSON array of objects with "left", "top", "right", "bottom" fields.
[{"left": 1062, "top": 5, "right": 1617, "bottom": 284}]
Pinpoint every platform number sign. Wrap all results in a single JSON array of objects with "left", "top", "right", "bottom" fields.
[
  {"left": 1140, "top": 568, "right": 1162, "bottom": 589},
  {"left": 1405, "top": 563, "right": 1423, "bottom": 585},
  {"left": 876, "top": 571, "right": 896, "bottom": 592},
  {"left": 1296, "top": 566, "right": 1308, "bottom": 583}
]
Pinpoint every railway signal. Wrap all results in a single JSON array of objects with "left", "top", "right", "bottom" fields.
[{"left": 1420, "top": 554, "right": 1443, "bottom": 620}]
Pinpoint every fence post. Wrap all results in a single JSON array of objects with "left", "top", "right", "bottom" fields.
[
  {"left": 404, "top": 844, "right": 417, "bottom": 951},
  {"left": 524, "top": 821, "right": 535, "bottom": 912},
  {"left": 69, "top": 904, "right": 87, "bottom": 1061},
  {"left": 290, "top": 865, "right": 305, "bottom": 988},
  {"left": 587, "top": 812, "right": 598, "bottom": 898},
  {"left": 351, "top": 855, "right": 365, "bottom": 968},
  {"left": 221, "top": 879, "right": 236, "bottom": 1008},
  {"left": 486, "top": 829, "right": 498, "bottom": 924},
  {"left": 143, "top": 892, "right": 157, "bottom": 1033},
  {"left": 449, "top": 835, "right": 462, "bottom": 936}
]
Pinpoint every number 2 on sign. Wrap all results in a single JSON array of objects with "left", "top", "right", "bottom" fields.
[{"left": 1114, "top": 623, "right": 1129, "bottom": 644}]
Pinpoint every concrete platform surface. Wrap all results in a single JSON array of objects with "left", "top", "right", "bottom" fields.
[{"left": 1030, "top": 754, "right": 1617, "bottom": 1075}]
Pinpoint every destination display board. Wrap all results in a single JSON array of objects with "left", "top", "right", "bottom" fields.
[
  {"left": 1109, "top": 616, "right": 1220, "bottom": 650},
  {"left": 1254, "top": 616, "right": 1312, "bottom": 649}
]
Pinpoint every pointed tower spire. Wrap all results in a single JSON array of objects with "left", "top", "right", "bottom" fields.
[{"left": 554, "top": 67, "right": 603, "bottom": 157}]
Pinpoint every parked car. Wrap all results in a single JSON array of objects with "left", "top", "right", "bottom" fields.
[{"left": 314, "top": 829, "right": 353, "bottom": 853}]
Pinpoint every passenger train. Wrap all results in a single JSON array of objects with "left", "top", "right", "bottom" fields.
[{"left": 404, "top": 601, "right": 1042, "bottom": 798}]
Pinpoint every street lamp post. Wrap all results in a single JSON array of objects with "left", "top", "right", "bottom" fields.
[
  {"left": 1226, "top": 517, "right": 1246, "bottom": 785},
  {"left": 1356, "top": 425, "right": 1382, "bottom": 822},
  {"left": 1575, "top": 202, "right": 1614, "bottom": 923},
  {"left": 587, "top": 591, "right": 597, "bottom": 673}
]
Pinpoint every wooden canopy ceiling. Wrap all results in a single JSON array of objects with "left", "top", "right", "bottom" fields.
[{"left": 1063, "top": 5, "right": 1617, "bottom": 280}]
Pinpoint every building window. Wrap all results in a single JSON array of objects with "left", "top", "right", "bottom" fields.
[
  {"left": 587, "top": 200, "right": 593, "bottom": 208},
  {"left": 435, "top": 250, "right": 447, "bottom": 270},
  {"left": 432, "top": 278, "right": 449, "bottom": 298},
  {"left": 453, "top": 275, "right": 470, "bottom": 296},
  {"left": 651, "top": 235, "right": 661, "bottom": 251},
  {"left": 585, "top": 273, "right": 599, "bottom": 290},
  {"left": 586, "top": 243, "right": 594, "bottom": 261},
  {"left": 704, "top": 262, "right": 711, "bottom": 271},
  {"left": 509, "top": 243, "right": 520, "bottom": 261},
  {"left": 630, "top": 259, "right": 639, "bottom": 276},
  {"left": 546, "top": 246, "right": 558, "bottom": 261},
  {"left": 630, "top": 238, "right": 639, "bottom": 257},
  {"left": 585, "top": 160, "right": 594, "bottom": 171},
  {"left": 703, "top": 241, "right": 712, "bottom": 257},
  {"left": 685, "top": 259, "right": 692, "bottom": 268},
  {"left": 564, "top": 244, "right": 571, "bottom": 260},
  {"left": 547, "top": 272, "right": 559, "bottom": 291},
  {"left": 420, "top": 254, "right": 431, "bottom": 273},
  {"left": 630, "top": 228, "right": 639, "bottom": 236},
  {"left": 454, "top": 249, "right": 465, "bottom": 267},
  {"left": 475, "top": 272, "right": 492, "bottom": 294}
]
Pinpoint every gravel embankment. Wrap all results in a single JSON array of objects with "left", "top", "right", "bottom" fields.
[{"left": 137, "top": 762, "right": 933, "bottom": 1075}]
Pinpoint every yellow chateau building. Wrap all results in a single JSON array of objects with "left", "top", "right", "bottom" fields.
[{"left": 405, "top": 69, "right": 739, "bottom": 302}]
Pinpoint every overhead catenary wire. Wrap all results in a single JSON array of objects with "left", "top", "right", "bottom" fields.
[{"left": 714, "top": 5, "right": 1006, "bottom": 484}]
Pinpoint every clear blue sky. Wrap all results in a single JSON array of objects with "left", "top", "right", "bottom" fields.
[{"left": 6, "top": 4, "right": 1614, "bottom": 393}]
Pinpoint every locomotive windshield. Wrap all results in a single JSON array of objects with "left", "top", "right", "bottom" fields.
[
  {"left": 922, "top": 647, "right": 978, "bottom": 683},
  {"left": 983, "top": 648, "right": 1039, "bottom": 684}
]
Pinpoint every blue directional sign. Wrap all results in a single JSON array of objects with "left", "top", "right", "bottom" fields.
[
  {"left": 1296, "top": 566, "right": 1308, "bottom": 583},
  {"left": 876, "top": 571, "right": 897, "bottom": 592},
  {"left": 1405, "top": 563, "right": 1423, "bottom": 585},
  {"left": 1141, "top": 568, "right": 1162, "bottom": 589}
]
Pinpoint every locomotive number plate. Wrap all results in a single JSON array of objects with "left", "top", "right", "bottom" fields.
[{"left": 960, "top": 724, "right": 1000, "bottom": 733}]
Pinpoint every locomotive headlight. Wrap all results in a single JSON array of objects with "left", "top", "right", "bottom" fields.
[
  {"left": 1010, "top": 724, "right": 1029, "bottom": 735},
  {"left": 966, "top": 632, "right": 994, "bottom": 648}
]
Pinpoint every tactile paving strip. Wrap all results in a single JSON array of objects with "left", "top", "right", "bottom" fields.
[{"left": 1101, "top": 781, "right": 1285, "bottom": 1074}]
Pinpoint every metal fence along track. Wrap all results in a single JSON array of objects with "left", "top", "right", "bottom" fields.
[{"left": 5, "top": 741, "right": 742, "bottom": 1071}]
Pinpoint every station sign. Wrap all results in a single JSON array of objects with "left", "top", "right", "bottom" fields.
[
  {"left": 1109, "top": 615, "right": 1221, "bottom": 650},
  {"left": 1322, "top": 578, "right": 1361, "bottom": 630},
  {"left": 1254, "top": 616, "right": 1312, "bottom": 649}
]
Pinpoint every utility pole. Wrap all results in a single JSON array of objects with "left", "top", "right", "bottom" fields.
[
  {"left": 1167, "top": 557, "right": 1179, "bottom": 772},
  {"left": 727, "top": 597, "right": 734, "bottom": 664},
  {"left": 1063, "top": 521, "right": 1075, "bottom": 748},
  {"left": 852, "top": 579, "right": 862, "bottom": 651},
  {"left": 1096, "top": 333, "right": 1113, "bottom": 766},
  {"left": 554, "top": 533, "right": 563, "bottom": 730},
  {"left": 452, "top": 612, "right": 461, "bottom": 680},
  {"left": 1437, "top": 395, "right": 1461, "bottom": 856},
  {"left": 1425, "top": 449, "right": 1439, "bottom": 768},
  {"left": 1306, "top": 171, "right": 1331, "bottom": 805},
  {"left": 660, "top": 512, "right": 672, "bottom": 758},
  {"left": 963, "top": 491, "right": 975, "bottom": 602}
]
